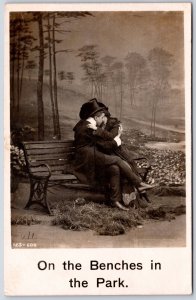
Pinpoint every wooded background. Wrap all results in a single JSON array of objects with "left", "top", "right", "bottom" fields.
[{"left": 10, "top": 11, "right": 185, "bottom": 141}]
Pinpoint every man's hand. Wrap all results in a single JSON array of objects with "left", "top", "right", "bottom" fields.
[{"left": 87, "top": 123, "right": 97, "bottom": 130}]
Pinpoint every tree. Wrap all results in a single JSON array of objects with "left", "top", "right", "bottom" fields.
[
  {"left": 10, "top": 14, "right": 36, "bottom": 116},
  {"left": 32, "top": 12, "right": 45, "bottom": 140},
  {"left": 78, "top": 45, "right": 104, "bottom": 99},
  {"left": 22, "top": 11, "right": 52, "bottom": 141},
  {"left": 125, "top": 52, "right": 147, "bottom": 107},
  {"left": 44, "top": 12, "right": 92, "bottom": 139},
  {"left": 148, "top": 47, "right": 174, "bottom": 136},
  {"left": 10, "top": 12, "right": 92, "bottom": 140},
  {"left": 101, "top": 55, "right": 116, "bottom": 110}
]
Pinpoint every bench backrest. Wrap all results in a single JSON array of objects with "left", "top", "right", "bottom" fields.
[{"left": 22, "top": 140, "right": 75, "bottom": 175}]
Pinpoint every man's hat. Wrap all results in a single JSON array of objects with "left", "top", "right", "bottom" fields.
[{"left": 79, "top": 98, "right": 105, "bottom": 120}]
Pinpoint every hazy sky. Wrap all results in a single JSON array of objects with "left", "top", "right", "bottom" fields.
[
  {"left": 53, "top": 11, "right": 184, "bottom": 85},
  {"left": 16, "top": 11, "right": 184, "bottom": 86}
]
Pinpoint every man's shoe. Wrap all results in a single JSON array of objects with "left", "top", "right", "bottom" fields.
[{"left": 114, "top": 201, "right": 129, "bottom": 211}]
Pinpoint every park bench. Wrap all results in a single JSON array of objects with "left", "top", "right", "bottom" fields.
[
  {"left": 22, "top": 140, "right": 101, "bottom": 215},
  {"left": 22, "top": 140, "right": 151, "bottom": 215}
]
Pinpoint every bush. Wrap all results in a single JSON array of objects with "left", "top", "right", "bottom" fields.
[{"left": 11, "top": 145, "right": 26, "bottom": 175}]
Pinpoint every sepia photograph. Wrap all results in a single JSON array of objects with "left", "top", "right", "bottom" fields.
[{"left": 9, "top": 5, "right": 190, "bottom": 250}]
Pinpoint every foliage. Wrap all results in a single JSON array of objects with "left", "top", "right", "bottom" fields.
[
  {"left": 58, "top": 71, "right": 75, "bottom": 83},
  {"left": 11, "top": 216, "right": 42, "bottom": 225},
  {"left": 11, "top": 124, "right": 36, "bottom": 144},
  {"left": 146, "top": 205, "right": 185, "bottom": 221},
  {"left": 123, "top": 128, "right": 185, "bottom": 187},
  {"left": 10, "top": 13, "right": 37, "bottom": 118},
  {"left": 11, "top": 145, "right": 26, "bottom": 175},
  {"left": 11, "top": 125, "right": 35, "bottom": 177}
]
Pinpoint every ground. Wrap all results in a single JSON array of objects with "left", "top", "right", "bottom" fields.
[{"left": 11, "top": 182, "right": 186, "bottom": 248}]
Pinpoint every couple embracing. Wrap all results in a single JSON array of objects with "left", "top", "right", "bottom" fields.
[{"left": 73, "top": 98, "right": 157, "bottom": 211}]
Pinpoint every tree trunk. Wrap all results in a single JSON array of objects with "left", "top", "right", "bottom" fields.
[
  {"left": 153, "top": 96, "right": 160, "bottom": 137},
  {"left": 119, "top": 72, "right": 123, "bottom": 121},
  {"left": 153, "top": 101, "right": 158, "bottom": 137},
  {"left": 151, "top": 101, "right": 155, "bottom": 136},
  {"left": 37, "top": 14, "right": 45, "bottom": 140},
  {"left": 93, "top": 79, "right": 99, "bottom": 98},
  {"left": 90, "top": 80, "right": 94, "bottom": 97},
  {"left": 19, "top": 50, "right": 25, "bottom": 106},
  {"left": 129, "top": 84, "right": 134, "bottom": 107},
  {"left": 112, "top": 82, "right": 117, "bottom": 116},
  {"left": 16, "top": 33, "right": 20, "bottom": 114},
  {"left": 52, "top": 14, "right": 61, "bottom": 139},
  {"left": 11, "top": 35, "right": 16, "bottom": 113},
  {"left": 47, "top": 14, "right": 57, "bottom": 137}
]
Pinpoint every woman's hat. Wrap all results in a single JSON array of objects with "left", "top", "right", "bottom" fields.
[
  {"left": 96, "top": 101, "right": 111, "bottom": 117},
  {"left": 79, "top": 98, "right": 105, "bottom": 120}
]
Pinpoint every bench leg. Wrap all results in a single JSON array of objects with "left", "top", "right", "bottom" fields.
[{"left": 25, "top": 177, "right": 52, "bottom": 215}]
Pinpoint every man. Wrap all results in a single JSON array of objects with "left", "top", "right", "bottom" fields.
[{"left": 73, "top": 99, "right": 155, "bottom": 211}]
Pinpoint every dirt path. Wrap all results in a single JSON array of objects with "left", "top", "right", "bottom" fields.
[
  {"left": 125, "top": 117, "right": 185, "bottom": 134},
  {"left": 145, "top": 140, "right": 185, "bottom": 152},
  {"left": 11, "top": 215, "right": 185, "bottom": 248}
]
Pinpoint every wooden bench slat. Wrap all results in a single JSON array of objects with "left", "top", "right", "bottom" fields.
[
  {"left": 62, "top": 183, "right": 93, "bottom": 190},
  {"left": 28, "top": 171, "right": 58, "bottom": 177},
  {"left": 24, "top": 141, "right": 74, "bottom": 150},
  {"left": 28, "top": 152, "right": 73, "bottom": 160},
  {"left": 23, "top": 140, "right": 73, "bottom": 145},
  {"left": 30, "top": 165, "right": 66, "bottom": 173},
  {"left": 26, "top": 148, "right": 75, "bottom": 156},
  {"left": 29, "top": 159, "right": 70, "bottom": 166},
  {"left": 49, "top": 174, "right": 77, "bottom": 181},
  {"left": 29, "top": 172, "right": 77, "bottom": 181}
]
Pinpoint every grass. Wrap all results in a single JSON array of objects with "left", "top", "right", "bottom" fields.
[
  {"left": 52, "top": 200, "right": 143, "bottom": 235},
  {"left": 152, "top": 186, "right": 186, "bottom": 197},
  {"left": 51, "top": 197, "right": 185, "bottom": 236},
  {"left": 146, "top": 205, "right": 186, "bottom": 221},
  {"left": 11, "top": 216, "right": 42, "bottom": 226}
]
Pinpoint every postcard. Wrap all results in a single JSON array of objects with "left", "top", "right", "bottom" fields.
[{"left": 4, "top": 2, "right": 192, "bottom": 295}]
